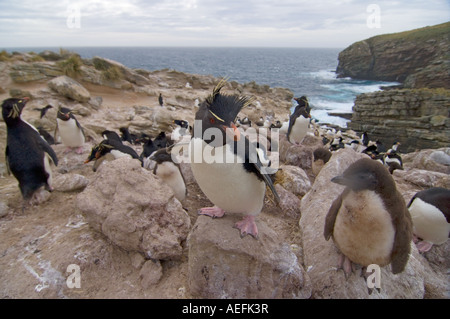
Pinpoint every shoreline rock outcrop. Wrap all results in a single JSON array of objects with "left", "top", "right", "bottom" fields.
[
  {"left": 336, "top": 21, "right": 450, "bottom": 89},
  {"left": 348, "top": 88, "right": 450, "bottom": 153}
]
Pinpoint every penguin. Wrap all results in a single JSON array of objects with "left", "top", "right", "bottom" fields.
[
  {"left": 312, "top": 147, "right": 332, "bottom": 176},
  {"left": 34, "top": 104, "right": 53, "bottom": 119},
  {"left": 2, "top": 98, "right": 58, "bottom": 208},
  {"left": 329, "top": 137, "right": 345, "bottom": 152},
  {"left": 101, "top": 130, "right": 122, "bottom": 143},
  {"left": 270, "top": 120, "right": 282, "bottom": 129},
  {"left": 55, "top": 106, "right": 85, "bottom": 154},
  {"left": 384, "top": 150, "right": 403, "bottom": 174},
  {"left": 149, "top": 148, "right": 187, "bottom": 202},
  {"left": 255, "top": 117, "right": 265, "bottom": 127},
  {"left": 85, "top": 139, "right": 141, "bottom": 172},
  {"left": 361, "top": 131, "right": 369, "bottom": 146},
  {"left": 287, "top": 97, "right": 311, "bottom": 144},
  {"left": 154, "top": 131, "right": 169, "bottom": 149},
  {"left": 119, "top": 127, "right": 139, "bottom": 145},
  {"left": 189, "top": 79, "right": 280, "bottom": 238},
  {"left": 324, "top": 158, "right": 412, "bottom": 275},
  {"left": 387, "top": 141, "right": 401, "bottom": 153},
  {"left": 159, "top": 93, "right": 164, "bottom": 107},
  {"left": 407, "top": 187, "right": 450, "bottom": 252},
  {"left": 171, "top": 120, "right": 191, "bottom": 142}
]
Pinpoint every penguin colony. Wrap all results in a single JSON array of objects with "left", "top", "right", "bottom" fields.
[{"left": 1, "top": 78, "right": 448, "bottom": 279}]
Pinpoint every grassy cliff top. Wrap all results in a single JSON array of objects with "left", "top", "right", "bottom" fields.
[{"left": 367, "top": 21, "right": 450, "bottom": 44}]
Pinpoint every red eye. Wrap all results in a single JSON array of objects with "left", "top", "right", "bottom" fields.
[{"left": 209, "top": 118, "right": 215, "bottom": 124}]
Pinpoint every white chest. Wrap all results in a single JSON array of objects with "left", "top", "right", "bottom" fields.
[
  {"left": 333, "top": 190, "right": 396, "bottom": 267},
  {"left": 289, "top": 116, "right": 309, "bottom": 143},
  {"left": 57, "top": 118, "right": 85, "bottom": 147},
  {"left": 409, "top": 198, "right": 450, "bottom": 245},
  {"left": 189, "top": 138, "right": 265, "bottom": 215}
]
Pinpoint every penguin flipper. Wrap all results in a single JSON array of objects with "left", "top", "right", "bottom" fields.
[
  {"left": 5, "top": 146, "right": 11, "bottom": 175},
  {"left": 37, "top": 137, "right": 58, "bottom": 166},
  {"left": 75, "top": 118, "right": 86, "bottom": 138},
  {"left": 246, "top": 139, "right": 280, "bottom": 204},
  {"left": 390, "top": 198, "right": 413, "bottom": 274},
  {"left": 324, "top": 190, "right": 346, "bottom": 241}
]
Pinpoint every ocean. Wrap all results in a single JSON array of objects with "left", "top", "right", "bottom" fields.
[{"left": 5, "top": 47, "right": 399, "bottom": 127}]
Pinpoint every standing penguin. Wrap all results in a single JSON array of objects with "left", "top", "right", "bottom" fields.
[
  {"left": 287, "top": 96, "right": 311, "bottom": 144},
  {"left": 189, "top": 79, "right": 280, "bottom": 238},
  {"left": 149, "top": 148, "right": 187, "bottom": 202},
  {"left": 159, "top": 93, "right": 164, "bottom": 107},
  {"left": 2, "top": 97, "right": 58, "bottom": 208},
  {"left": 324, "top": 158, "right": 412, "bottom": 275},
  {"left": 55, "top": 106, "right": 85, "bottom": 154},
  {"left": 407, "top": 187, "right": 450, "bottom": 252}
]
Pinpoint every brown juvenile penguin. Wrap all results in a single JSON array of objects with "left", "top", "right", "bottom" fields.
[{"left": 324, "top": 158, "right": 412, "bottom": 275}]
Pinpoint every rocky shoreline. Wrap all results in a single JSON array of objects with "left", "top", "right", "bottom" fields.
[{"left": 0, "top": 50, "right": 449, "bottom": 299}]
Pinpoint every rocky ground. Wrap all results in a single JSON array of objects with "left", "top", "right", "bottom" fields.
[{"left": 0, "top": 51, "right": 449, "bottom": 299}]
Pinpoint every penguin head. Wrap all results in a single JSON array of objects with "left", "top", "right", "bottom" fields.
[
  {"left": 1, "top": 97, "right": 29, "bottom": 124},
  {"left": 174, "top": 119, "right": 189, "bottom": 129},
  {"left": 194, "top": 78, "right": 253, "bottom": 145},
  {"left": 331, "top": 158, "right": 393, "bottom": 192},
  {"left": 294, "top": 96, "right": 311, "bottom": 113},
  {"left": 57, "top": 107, "right": 74, "bottom": 121},
  {"left": 85, "top": 141, "right": 113, "bottom": 163}
]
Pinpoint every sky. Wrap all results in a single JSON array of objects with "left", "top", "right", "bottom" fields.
[{"left": 0, "top": 0, "right": 448, "bottom": 48}]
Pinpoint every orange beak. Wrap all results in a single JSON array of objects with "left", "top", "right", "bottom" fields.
[{"left": 223, "top": 122, "right": 241, "bottom": 142}]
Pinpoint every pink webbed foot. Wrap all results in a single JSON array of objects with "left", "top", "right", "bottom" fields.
[
  {"left": 198, "top": 206, "right": 225, "bottom": 218},
  {"left": 63, "top": 147, "right": 72, "bottom": 154},
  {"left": 416, "top": 240, "right": 433, "bottom": 253},
  {"left": 75, "top": 146, "right": 84, "bottom": 154},
  {"left": 338, "top": 254, "right": 355, "bottom": 278},
  {"left": 234, "top": 215, "right": 258, "bottom": 239}
]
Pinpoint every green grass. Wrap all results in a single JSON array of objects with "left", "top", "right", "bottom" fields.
[
  {"left": 371, "top": 21, "right": 450, "bottom": 43},
  {"left": 0, "top": 50, "right": 11, "bottom": 62},
  {"left": 93, "top": 57, "right": 123, "bottom": 81},
  {"left": 58, "top": 54, "right": 83, "bottom": 77}
]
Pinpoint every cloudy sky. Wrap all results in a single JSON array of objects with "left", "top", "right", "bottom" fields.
[{"left": 0, "top": 0, "right": 448, "bottom": 48}]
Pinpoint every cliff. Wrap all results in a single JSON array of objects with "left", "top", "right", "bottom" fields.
[
  {"left": 336, "top": 22, "right": 450, "bottom": 89},
  {"left": 348, "top": 88, "right": 450, "bottom": 153}
]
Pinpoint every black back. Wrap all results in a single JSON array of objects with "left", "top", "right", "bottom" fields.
[{"left": 2, "top": 98, "right": 58, "bottom": 199}]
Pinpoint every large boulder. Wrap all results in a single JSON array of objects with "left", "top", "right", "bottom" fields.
[
  {"left": 10, "top": 62, "right": 63, "bottom": 83},
  {"left": 299, "top": 148, "right": 427, "bottom": 298},
  {"left": 76, "top": 157, "right": 191, "bottom": 260},
  {"left": 188, "top": 215, "right": 312, "bottom": 299},
  {"left": 48, "top": 75, "right": 91, "bottom": 103}
]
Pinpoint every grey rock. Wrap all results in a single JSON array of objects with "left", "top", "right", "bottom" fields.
[{"left": 48, "top": 75, "right": 91, "bottom": 103}]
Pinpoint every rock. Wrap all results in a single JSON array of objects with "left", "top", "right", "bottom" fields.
[
  {"left": 10, "top": 62, "right": 63, "bottom": 82},
  {"left": 0, "top": 201, "right": 9, "bottom": 218},
  {"left": 402, "top": 148, "right": 450, "bottom": 174},
  {"left": 336, "top": 22, "right": 450, "bottom": 88},
  {"left": 276, "top": 165, "right": 311, "bottom": 197},
  {"left": 187, "top": 215, "right": 312, "bottom": 299},
  {"left": 274, "top": 184, "right": 301, "bottom": 219},
  {"left": 53, "top": 173, "right": 89, "bottom": 192},
  {"left": 349, "top": 89, "right": 450, "bottom": 153},
  {"left": 9, "top": 88, "right": 33, "bottom": 98},
  {"left": 393, "top": 168, "right": 450, "bottom": 189},
  {"left": 38, "top": 50, "right": 62, "bottom": 61},
  {"left": 299, "top": 148, "right": 426, "bottom": 298},
  {"left": 76, "top": 157, "right": 191, "bottom": 260},
  {"left": 88, "top": 96, "right": 103, "bottom": 110},
  {"left": 48, "top": 75, "right": 91, "bottom": 103},
  {"left": 140, "top": 260, "right": 163, "bottom": 288}
]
